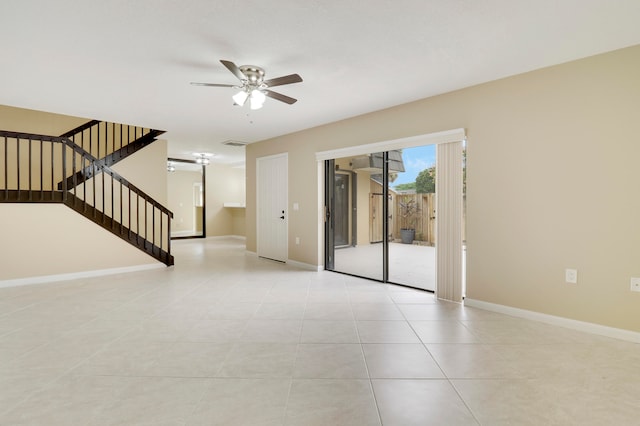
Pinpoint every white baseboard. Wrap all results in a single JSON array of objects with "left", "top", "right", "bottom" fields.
[
  {"left": 171, "top": 230, "right": 197, "bottom": 237},
  {"left": 464, "top": 298, "right": 640, "bottom": 344},
  {"left": 287, "top": 259, "right": 322, "bottom": 271},
  {"left": 243, "top": 250, "right": 320, "bottom": 271},
  {"left": 206, "top": 235, "right": 246, "bottom": 241},
  {"left": 0, "top": 263, "right": 166, "bottom": 289}
]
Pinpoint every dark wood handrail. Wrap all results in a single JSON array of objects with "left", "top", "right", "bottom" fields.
[
  {"left": 0, "top": 128, "right": 174, "bottom": 265},
  {"left": 0, "top": 130, "right": 172, "bottom": 217},
  {"left": 56, "top": 133, "right": 173, "bottom": 218},
  {"left": 59, "top": 119, "right": 101, "bottom": 138},
  {"left": 101, "top": 165, "right": 173, "bottom": 217},
  {"left": 0, "top": 130, "right": 69, "bottom": 143},
  {"left": 59, "top": 137, "right": 173, "bottom": 217}
]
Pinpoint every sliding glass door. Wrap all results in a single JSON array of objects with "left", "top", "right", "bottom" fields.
[
  {"left": 325, "top": 145, "right": 439, "bottom": 291},
  {"left": 326, "top": 154, "right": 384, "bottom": 281},
  {"left": 388, "top": 146, "right": 436, "bottom": 290}
]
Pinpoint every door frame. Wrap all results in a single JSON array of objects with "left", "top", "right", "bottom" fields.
[
  {"left": 168, "top": 157, "right": 206, "bottom": 240},
  {"left": 316, "top": 128, "right": 466, "bottom": 300},
  {"left": 324, "top": 160, "right": 335, "bottom": 269}
]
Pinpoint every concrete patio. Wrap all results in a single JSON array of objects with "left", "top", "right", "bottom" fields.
[{"left": 334, "top": 242, "right": 437, "bottom": 291}]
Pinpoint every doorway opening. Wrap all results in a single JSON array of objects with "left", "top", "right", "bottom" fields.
[
  {"left": 321, "top": 129, "right": 466, "bottom": 300},
  {"left": 168, "top": 158, "right": 206, "bottom": 239},
  {"left": 325, "top": 146, "right": 437, "bottom": 290}
]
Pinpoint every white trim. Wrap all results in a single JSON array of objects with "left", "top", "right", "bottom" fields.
[
  {"left": 171, "top": 229, "right": 198, "bottom": 237},
  {"left": 287, "top": 259, "right": 323, "bottom": 271},
  {"left": 205, "top": 235, "right": 246, "bottom": 241},
  {"left": 246, "top": 248, "right": 320, "bottom": 271},
  {"left": 317, "top": 161, "right": 325, "bottom": 267},
  {"left": 464, "top": 298, "right": 640, "bottom": 344},
  {"left": 0, "top": 263, "right": 165, "bottom": 289},
  {"left": 315, "top": 128, "right": 466, "bottom": 162}
]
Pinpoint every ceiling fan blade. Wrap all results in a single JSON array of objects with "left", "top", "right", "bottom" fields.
[
  {"left": 263, "top": 73, "right": 303, "bottom": 88},
  {"left": 264, "top": 90, "right": 297, "bottom": 105},
  {"left": 190, "top": 82, "right": 235, "bottom": 87},
  {"left": 220, "top": 60, "right": 246, "bottom": 81}
]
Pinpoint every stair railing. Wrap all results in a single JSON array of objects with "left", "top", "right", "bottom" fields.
[
  {"left": 58, "top": 121, "right": 165, "bottom": 190},
  {"left": 60, "top": 120, "right": 158, "bottom": 160},
  {"left": 0, "top": 130, "right": 173, "bottom": 266}
]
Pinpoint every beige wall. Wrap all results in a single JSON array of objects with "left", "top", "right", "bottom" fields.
[
  {"left": 168, "top": 170, "right": 202, "bottom": 234},
  {"left": 0, "top": 105, "right": 89, "bottom": 192},
  {"left": 0, "top": 205, "right": 159, "bottom": 281},
  {"left": 0, "top": 104, "right": 87, "bottom": 135},
  {"left": 205, "top": 164, "right": 246, "bottom": 237},
  {"left": 230, "top": 208, "right": 246, "bottom": 237},
  {"left": 0, "top": 106, "right": 169, "bottom": 280},
  {"left": 246, "top": 45, "right": 640, "bottom": 332},
  {"left": 112, "top": 138, "right": 168, "bottom": 206}
]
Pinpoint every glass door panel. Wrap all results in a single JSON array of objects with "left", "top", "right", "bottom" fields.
[
  {"left": 334, "top": 173, "right": 351, "bottom": 247},
  {"left": 330, "top": 154, "right": 383, "bottom": 281},
  {"left": 388, "top": 145, "right": 436, "bottom": 290}
]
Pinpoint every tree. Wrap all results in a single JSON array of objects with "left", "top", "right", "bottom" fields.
[
  {"left": 415, "top": 166, "right": 435, "bottom": 193},
  {"left": 394, "top": 182, "right": 416, "bottom": 191}
]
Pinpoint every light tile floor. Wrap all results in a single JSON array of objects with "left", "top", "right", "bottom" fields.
[{"left": 1, "top": 237, "right": 639, "bottom": 425}]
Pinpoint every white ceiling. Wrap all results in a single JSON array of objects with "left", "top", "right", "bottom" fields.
[{"left": 1, "top": 0, "right": 640, "bottom": 165}]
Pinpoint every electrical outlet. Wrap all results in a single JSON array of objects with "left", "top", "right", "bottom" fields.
[
  {"left": 631, "top": 277, "right": 640, "bottom": 292},
  {"left": 565, "top": 269, "right": 578, "bottom": 284},
  {"left": 295, "top": 237, "right": 300, "bottom": 245}
]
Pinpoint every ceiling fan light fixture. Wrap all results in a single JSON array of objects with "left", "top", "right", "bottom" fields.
[
  {"left": 250, "top": 89, "right": 266, "bottom": 110},
  {"left": 194, "top": 152, "right": 213, "bottom": 165},
  {"left": 191, "top": 60, "right": 301, "bottom": 108},
  {"left": 232, "top": 90, "right": 249, "bottom": 106}
]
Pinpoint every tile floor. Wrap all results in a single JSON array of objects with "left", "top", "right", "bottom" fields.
[{"left": 1, "top": 237, "right": 639, "bottom": 425}]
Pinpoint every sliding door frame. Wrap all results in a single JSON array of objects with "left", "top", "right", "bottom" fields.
[
  {"left": 324, "top": 160, "right": 336, "bottom": 270},
  {"left": 317, "top": 128, "right": 466, "bottom": 301}
]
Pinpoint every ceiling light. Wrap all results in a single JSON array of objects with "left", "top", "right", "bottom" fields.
[
  {"left": 194, "top": 152, "right": 213, "bottom": 165},
  {"left": 232, "top": 90, "right": 249, "bottom": 106},
  {"left": 250, "top": 89, "right": 266, "bottom": 110}
]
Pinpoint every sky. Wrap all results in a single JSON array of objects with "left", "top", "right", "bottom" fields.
[{"left": 392, "top": 145, "right": 436, "bottom": 187}]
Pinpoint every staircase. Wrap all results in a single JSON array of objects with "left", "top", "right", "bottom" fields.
[{"left": 0, "top": 121, "right": 174, "bottom": 266}]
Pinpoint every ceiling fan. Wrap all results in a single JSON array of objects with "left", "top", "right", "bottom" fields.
[{"left": 191, "top": 60, "right": 303, "bottom": 109}]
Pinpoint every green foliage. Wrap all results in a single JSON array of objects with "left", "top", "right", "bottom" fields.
[
  {"left": 416, "top": 166, "right": 435, "bottom": 193},
  {"left": 394, "top": 182, "right": 416, "bottom": 191}
]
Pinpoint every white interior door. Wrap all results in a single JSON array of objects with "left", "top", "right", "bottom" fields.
[{"left": 257, "top": 153, "right": 288, "bottom": 262}]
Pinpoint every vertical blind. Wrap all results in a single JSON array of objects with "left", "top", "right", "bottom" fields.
[{"left": 435, "top": 141, "right": 464, "bottom": 302}]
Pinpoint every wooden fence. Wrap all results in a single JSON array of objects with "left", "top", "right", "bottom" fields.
[{"left": 392, "top": 193, "right": 436, "bottom": 245}]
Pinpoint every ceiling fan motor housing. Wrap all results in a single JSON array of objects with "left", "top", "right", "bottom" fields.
[
  {"left": 239, "top": 65, "right": 265, "bottom": 85},
  {"left": 190, "top": 59, "right": 301, "bottom": 105}
]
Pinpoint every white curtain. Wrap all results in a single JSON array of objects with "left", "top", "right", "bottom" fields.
[{"left": 435, "top": 141, "right": 464, "bottom": 302}]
